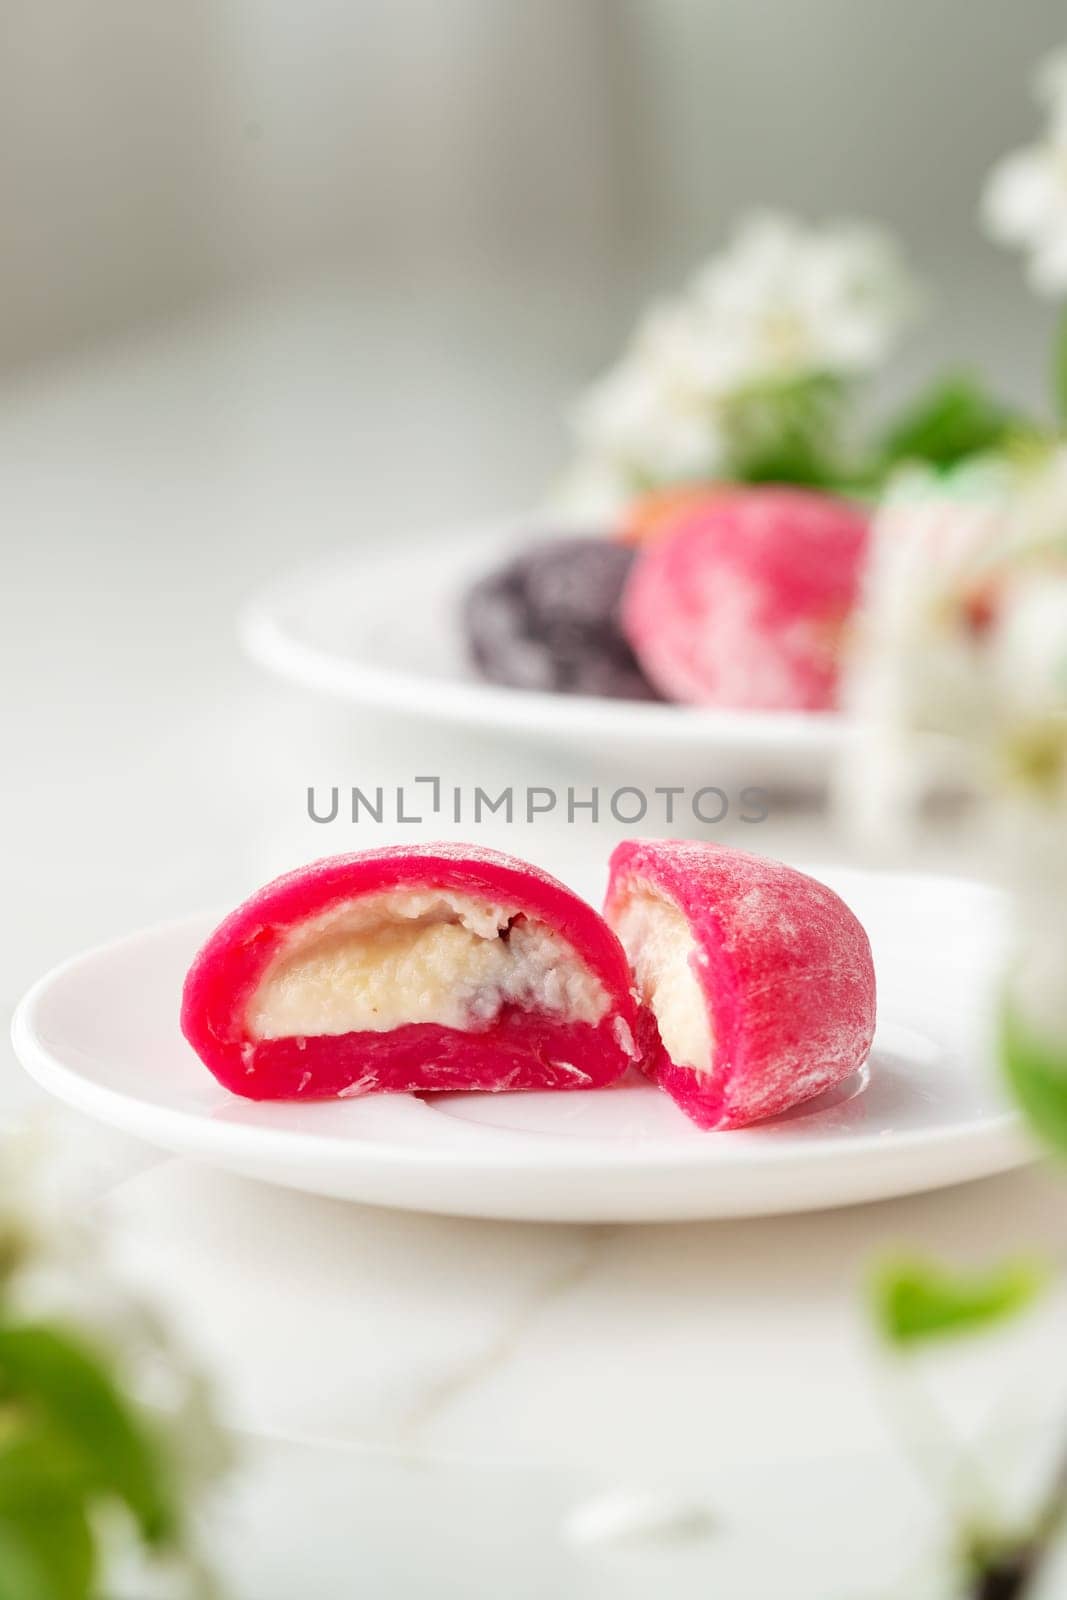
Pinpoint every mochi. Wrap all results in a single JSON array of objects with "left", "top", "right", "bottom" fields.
[
  {"left": 621, "top": 487, "right": 870, "bottom": 710},
  {"left": 182, "top": 845, "right": 640, "bottom": 1100},
  {"left": 463, "top": 537, "right": 659, "bottom": 701},
  {"left": 604, "top": 840, "right": 876, "bottom": 1129}
]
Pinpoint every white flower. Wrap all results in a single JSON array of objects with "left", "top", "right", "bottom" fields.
[
  {"left": 851, "top": 462, "right": 1013, "bottom": 730},
  {"left": 569, "top": 302, "right": 729, "bottom": 494},
  {"left": 563, "top": 211, "right": 917, "bottom": 507},
  {"left": 550, "top": 455, "right": 636, "bottom": 523},
  {"left": 840, "top": 442, "right": 1067, "bottom": 1071},
  {"left": 1000, "top": 441, "right": 1067, "bottom": 558},
  {"left": 982, "top": 46, "right": 1067, "bottom": 295},
  {"left": 563, "top": 1485, "right": 718, "bottom": 1551},
  {"left": 838, "top": 463, "right": 1014, "bottom": 842},
  {"left": 840, "top": 452, "right": 1067, "bottom": 849},
  {"left": 692, "top": 212, "right": 917, "bottom": 383},
  {"left": 988, "top": 454, "right": 1067, "bottom": 829},
  {"left": 992, "top": 572, "right": 1067, "bottom": 724}
]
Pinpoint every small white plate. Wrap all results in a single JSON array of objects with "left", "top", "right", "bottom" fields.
[
  {"left": 11, "top": 868, "right": 1031, "bottom": 1222},
  {"left": 239, "top": 517, "right": 850, "bottom": 785}
]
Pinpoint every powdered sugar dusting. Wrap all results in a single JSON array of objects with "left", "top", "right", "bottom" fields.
[{"left": 606, "top": 839, "right": 876, "bottom": 1129}]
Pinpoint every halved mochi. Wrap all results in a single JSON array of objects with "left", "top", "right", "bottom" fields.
[
  {"left": 182, "top": 845, "right": 640, "bottom": 1101},
  {"left": 604, "top": 841, "right": 876, "bottom": 1129}
]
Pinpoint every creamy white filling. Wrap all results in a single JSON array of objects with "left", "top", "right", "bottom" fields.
[
  {"left": 247, "top": 889, "right": 609, "bottom": 1040},
  {"left": 611, "top": 886, "right": 712, "bottom": 1074}
]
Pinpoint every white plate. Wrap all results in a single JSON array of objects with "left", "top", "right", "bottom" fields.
[
  {"left": 11, "top": 868, "right": 1031, "bottom": 1222},
  {"left": 239, "top": 516, "right": 850, "bottom": 785}
]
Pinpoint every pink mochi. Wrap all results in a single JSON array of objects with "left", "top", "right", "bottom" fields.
[
  {"left": 182, "top": 844, "right": 639, "bottom": 1101},
  {"left": 621, "top": 486, "right": 870, "bottom": 711},
  {"left": 604, "top": 840, "right": 876, "bottom": 1129}
]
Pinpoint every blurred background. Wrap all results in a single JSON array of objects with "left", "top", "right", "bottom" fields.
[{"left": 3, "top": 0, "right": 1065, "bottom": 389}]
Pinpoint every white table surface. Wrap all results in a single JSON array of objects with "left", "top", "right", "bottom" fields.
[{"left": 6, "top": 286, "right": 1065, "bottom": 1597}]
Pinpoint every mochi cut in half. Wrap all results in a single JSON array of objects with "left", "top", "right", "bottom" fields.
[
  {"left": 604, "top": 840, "right": 876, "bottom": 1129},
  {"left": 182, "top": 845, "right": 640, "bottom": 1101}
]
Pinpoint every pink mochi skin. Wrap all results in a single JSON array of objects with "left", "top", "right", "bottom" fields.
[
  {"left": 604, "top": 840, "right": 877, "bottom": 1129},
  {"left": 621, "top": 486, "right": 870, "bottom": 711},
  {"left": 181, "top": 844, "right": 640, "bottom": 1101}
]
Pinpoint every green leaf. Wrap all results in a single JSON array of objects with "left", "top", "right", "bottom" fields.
[
  {"left": 1054, "top": 305, "right": 1067, "bottom": 426},
  {"left": 0, "top": 1504, "right": 93, "bottom": 1600},
  {"left": 0, "top": 1419, "right": 100, "bottom": 1598},
  {"left": 0, "top": 1324, "right": 178, "bottom": 1548},
  {"left": 727, "top": 375, "right": 851, "bottom": 490},
  {"left": 1002, "top": 1003, "right": 1067, "bottom": 1158},
  {"left": 0, "top": 1423, "right": 96, "bottom": 1512},
  {"left": 871, "top": 1256, "right": 1047, "bottom": 1348},
  {"left": 881, "top": 372, "right": 1024, "bottom": 470},
  {"left": 0, "top": 1522, "right": 51, "bottom": 1600}
]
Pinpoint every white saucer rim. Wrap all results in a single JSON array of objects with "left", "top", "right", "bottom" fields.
[
  {"left": 10, "top": 877, "right": 1031, "bottom": 1186},
  {"left": 236, "top": 514, "right": 852, "bottom": 750}
]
